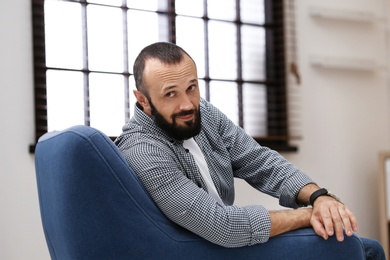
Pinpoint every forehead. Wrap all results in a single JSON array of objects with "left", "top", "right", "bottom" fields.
[{"left": 143, "top": 55, "right": 197, "bottom": 85}]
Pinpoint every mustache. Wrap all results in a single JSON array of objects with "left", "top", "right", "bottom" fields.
[{"left": 173, "top": 109, "right": 195, "bottom": 118}]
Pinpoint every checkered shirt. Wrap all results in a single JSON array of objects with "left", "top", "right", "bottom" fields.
[{"left": 115, "top": 98, "right": 313, "bottom": 248}]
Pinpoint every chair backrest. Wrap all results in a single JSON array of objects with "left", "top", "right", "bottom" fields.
[
  {"left": 34, "top": 125, "right": 203, "bottom": 260},
  {"left": 35, "top": 125, "right": 366, "bottom": 260}
]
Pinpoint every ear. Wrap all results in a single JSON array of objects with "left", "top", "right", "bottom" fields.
[{"left": 134, "top": 90, "right": 152, "bottom": 115}]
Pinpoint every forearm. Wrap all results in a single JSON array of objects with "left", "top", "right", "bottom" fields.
[
  {"left": 232, "top": 145, "right": 315, "bottom": 208},
  {"left": 269, "top": 208, "right": 312, "bottom": 237}
]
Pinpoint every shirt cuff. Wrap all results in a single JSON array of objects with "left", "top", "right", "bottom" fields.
[
  {"left": 244, "top": 205, "right": 271, "bottom": 245},
  {"left": 279, "top": 172, "right": 314, "bottom": 209}
]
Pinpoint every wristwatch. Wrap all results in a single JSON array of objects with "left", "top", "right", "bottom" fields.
[{"left": 309, "top": 188, "right": 341, "bottom": 206}]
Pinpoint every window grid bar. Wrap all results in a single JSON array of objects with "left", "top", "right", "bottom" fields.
[
  {"left": 203, "top": 0, "right": 210, "bottom": 101},
  {"left": 122, "top": 0, "right": 130, "bottom": 122},
  {"left": 235, "top": 0, "right": 244, "bottom": 128},
  {"left": 168, "top": 0, "right": 176, "bottom": 43},
  {"left": 81, "top": 1, "right": 90, "bottom": 126}
]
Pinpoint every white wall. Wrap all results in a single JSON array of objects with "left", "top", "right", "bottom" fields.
[
  {"left": 293, "top": 0, "right": 390, "bottom": 240},
  {"left": 0, "top": 0, "right": 51, "bottom": 259},
  {"left": 236, "top": 0, "right": 390, "bottom": 242},
  {"left": 0, "top": 0, "right": 389, "bottom": 259}
]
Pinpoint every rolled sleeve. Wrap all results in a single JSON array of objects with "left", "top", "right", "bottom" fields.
[
  {"left": 244, "top": 205, "right": 271, "bottom": 245},
  {"left": 279, "top": 171, "right": 314, "bottom": 208}
]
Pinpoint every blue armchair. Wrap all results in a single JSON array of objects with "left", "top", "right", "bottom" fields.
[{"left": 34, "top": 125, "right": 366, "bottom": 259}]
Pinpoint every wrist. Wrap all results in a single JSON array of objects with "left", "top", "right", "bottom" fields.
[
  {"left": 310, "top": 188, "right": 341, "bottom": 206},
  {"left": 296, "top": 183, "right": 321, "bottom": 206}
]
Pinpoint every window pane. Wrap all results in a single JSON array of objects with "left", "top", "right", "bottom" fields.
[
  {"left": 128, "top": 10, "right": 168, "bottom": 72},
  {"left": 89, "top": 73, "right": 125, "bottom": 136},
  {"left": 242, "top": 25, "right": 266, "bottom": 81},
  {"left": 176, "top": 0, "right": 203, "bottom": 17},
  {"left": 208, "top": 0, "right": 236, "bottom": 21},
  {"left": 87, "top": 5, "right": 123, "bottom": 72},
  {"left": 241, "top": 0, "right": 265, "bottom": 24},
  {"left": 243, "top": 83, "right": 267, "bottom": 137},
  {"left": 198, "top": 79, "right": 206, "bottom": 99},
  {"left": 44, "top": 1, "right": 83, "bottom": 69},
  {"left": 208, "top": 21, "right": 237, "bottom": 79},
  {"left": 87, "top": 0, "right": 122, "bottom": 6},
  {"left": 127, "top": 1, "right": 161, "bottom": 11},
  {"left": 176, "top": 16, "right": 206, "bottom": 78},
  {"left": 46, "top": 70, "right": 84, "bottom": 131},
  {"left": 209, "top": 81, "right": 238, "bottom": 125}
]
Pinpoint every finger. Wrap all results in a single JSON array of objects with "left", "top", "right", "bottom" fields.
[
  {"left": 330, "top": 207, "right": 344, "bottom": 242},
  {"left": 310, "top": 216, "right": 328, "bottom": 240},
  {"left": 344, "top": 207, "right": 358, "bottom": 234},
  {"left": 321, "top": 208, "right": 334, "bottom": 237},
  {"left": 339, "top": 207, "right": 353, "bottom": 236}
]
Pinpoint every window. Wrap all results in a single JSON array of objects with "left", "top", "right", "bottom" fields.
[{"left": 31, "top": 0, "right": 295, "bottom": 152}]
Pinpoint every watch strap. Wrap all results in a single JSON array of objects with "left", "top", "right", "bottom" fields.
[{"left": 309, "top": 188, "right": 328, "bottom": 206}]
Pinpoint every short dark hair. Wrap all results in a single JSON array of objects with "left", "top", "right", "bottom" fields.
[{"left": 133, "top": 42, "right": 195, "bottom": 95}]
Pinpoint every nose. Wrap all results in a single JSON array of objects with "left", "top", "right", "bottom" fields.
[{"left": 179, "top": 94, "right": 194, "bottom": 111}]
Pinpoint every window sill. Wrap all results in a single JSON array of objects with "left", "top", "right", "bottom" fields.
[{"left": 253, "top": 138, "right": 298, "bottom": 152}]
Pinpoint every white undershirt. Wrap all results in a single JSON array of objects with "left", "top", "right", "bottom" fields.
[{"left": 183, "top": 138, "right": 224, "bottom": 205}]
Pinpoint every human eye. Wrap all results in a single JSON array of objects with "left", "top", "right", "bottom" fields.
[
  {"left": 165, "top": 91, "right": 175, "bottom": 98},
  {"left": 187, "top": 85, "right": 196, "bottom": 92}
]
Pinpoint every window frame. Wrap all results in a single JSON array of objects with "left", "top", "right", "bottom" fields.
[{"left": 30, "top": 0, "right": 296, "bottom": 153}]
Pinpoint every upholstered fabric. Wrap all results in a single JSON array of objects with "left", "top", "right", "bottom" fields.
[{"left": 34, "top": 125, "right": 365, "bottom": 260}]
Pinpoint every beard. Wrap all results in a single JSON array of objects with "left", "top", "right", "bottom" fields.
[{"left": 149, "top": 100, "right": 201, "bottom": 141}]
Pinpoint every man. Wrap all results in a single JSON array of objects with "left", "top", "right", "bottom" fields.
[{"left": 115, "top": 42, "right": 384, "bottom": 257}]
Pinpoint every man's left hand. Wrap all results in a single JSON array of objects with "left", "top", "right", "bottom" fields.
[{"left": 310, "top": 196, "right": 358, "bottom": 241}]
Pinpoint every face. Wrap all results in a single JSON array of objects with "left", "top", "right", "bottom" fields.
[{"left": 134, "top": 54, "right": 201, "bottom": 140}]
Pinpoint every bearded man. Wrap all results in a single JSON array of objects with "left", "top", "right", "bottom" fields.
[{"left": 115, "top": 42, "right": 384, "bottom": 259}]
